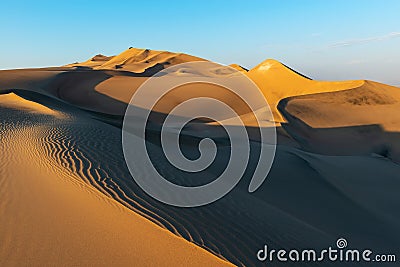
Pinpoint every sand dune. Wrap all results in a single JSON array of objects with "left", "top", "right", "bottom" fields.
[
  {"left": 247, "top": 59, "right": 364, "bottom": 121},
  {"left": 0, "top": 93, "right": 59, "bottom": 116},
  {"left": 67, "top": 47, "right": 205, "bottom": 73},
  {"left": 228, "top": 64, "right": 248, "bottom": 73},
  {"left": 278, "top": 80, "right": 400, "bottom": 162},
  {"left": 1, "top": 47, "right": 400, "bottom": 266},
  {"left": 65, "top": 54, "right": 115, "bottom": 68},
  {"left": 0, "top": 92, "right": 232, "bottom": 267},
  {"left": 280, "top": 80, "right": 400, "bottom": 130}
]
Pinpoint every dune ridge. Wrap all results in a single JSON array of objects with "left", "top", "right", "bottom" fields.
[
  {"left": 66, "top": 47, "right": 205, "bottom": 73},
  {"left": 278, "top": 80, "right": 400, "bottom": 161},
  {"left": 247, "top": 59, "right": 365, "bottom": 121}
]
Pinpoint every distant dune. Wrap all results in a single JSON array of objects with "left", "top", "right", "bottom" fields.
[
  {"left": 228, "top": 63, "right": 249, "bottom": 73},
  {"left": 1, "top": 47, "right": 400, "bottom": 267},
  {"left": 66, "top": 47, "right": 205, "bottom": 73}
]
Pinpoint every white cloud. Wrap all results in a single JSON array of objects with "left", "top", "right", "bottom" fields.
[{"left": 330, "top": 32, "right": 400, "bottom": 48}]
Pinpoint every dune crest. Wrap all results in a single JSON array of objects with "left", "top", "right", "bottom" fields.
[
  {"left": 247, "top": 59, "right": 365, "bottom": 121},
  {"left": 0, "top": 93, "right": 61, "bottom": 117},
  {"left": 228, "top": 64, "right": 248, "bottom": 73},
  {"left": 278, "top": 80, "right": 400, "bottom": 161},
  {"left": 67, "top": 47, "right": 205, "bottom": 73}
]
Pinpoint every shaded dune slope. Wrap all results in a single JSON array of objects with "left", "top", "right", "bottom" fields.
[{"left": 278, "top": 80, "right": 400, "bottom": 162}]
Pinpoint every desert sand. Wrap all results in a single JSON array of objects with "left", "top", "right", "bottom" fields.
[
  {"left": 0, "top": 93, "right": 232, "bottom": 267},
  {"left": 1, "top": 47, "right": 400, "bottom": 267}
]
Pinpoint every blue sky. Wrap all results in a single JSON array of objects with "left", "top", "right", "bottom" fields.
[{"left": 1, "top": 0, "right": 399, "bottom": 85}]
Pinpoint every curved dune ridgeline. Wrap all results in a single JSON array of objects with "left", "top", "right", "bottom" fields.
[
  {"left": 0, "top": 93, "right": 233, "bottom": 267},
  {"left": 1, "top": 48, "right": 400, "bottom": 267}
]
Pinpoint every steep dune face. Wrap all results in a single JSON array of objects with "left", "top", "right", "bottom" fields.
[
  {"left": 247, "top": 59, "right": 364, "bottom": 121},
  {"left": 0, "top": 69, "right": 63, "bottom": 91},
  {"left": 278, "top": 80, "right": 400, "bottom": 161},
  {"left": 0, "top": 69, "right": 129, "bottom": 116},
  {"left": 280, "top": 81, "right": 400, "bottom": 130}
]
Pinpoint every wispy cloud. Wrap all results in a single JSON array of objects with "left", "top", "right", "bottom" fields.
[
  {"left": 346, "top": 59, "right": 366, "bottom": 65},
  {"left": 330, "top": 32, "right": 400, "bottom": 48}
]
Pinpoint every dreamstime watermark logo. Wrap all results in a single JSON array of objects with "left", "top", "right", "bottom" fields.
[
  {"left": 122, "top": 61, "right": 276, "bottom": 207},
  {"left": 257, "top": 238, "right": 397, "bottom": 264}
]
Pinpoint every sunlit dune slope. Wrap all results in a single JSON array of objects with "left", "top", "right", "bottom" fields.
[
  {"left": 65, "top": 54, "right": 115, "bottom": 68},
  {"left": 0, "top": 93, "right": 59, "bottom": 116},
  {"left": 67, "top": 47, "right": 205, "bottom": 73},
  {"left": 228, "top": 64, "right": 248, "bottom": 73},
  {"left": 247, "top": 59, "right": 364, "bottom": 122}
]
